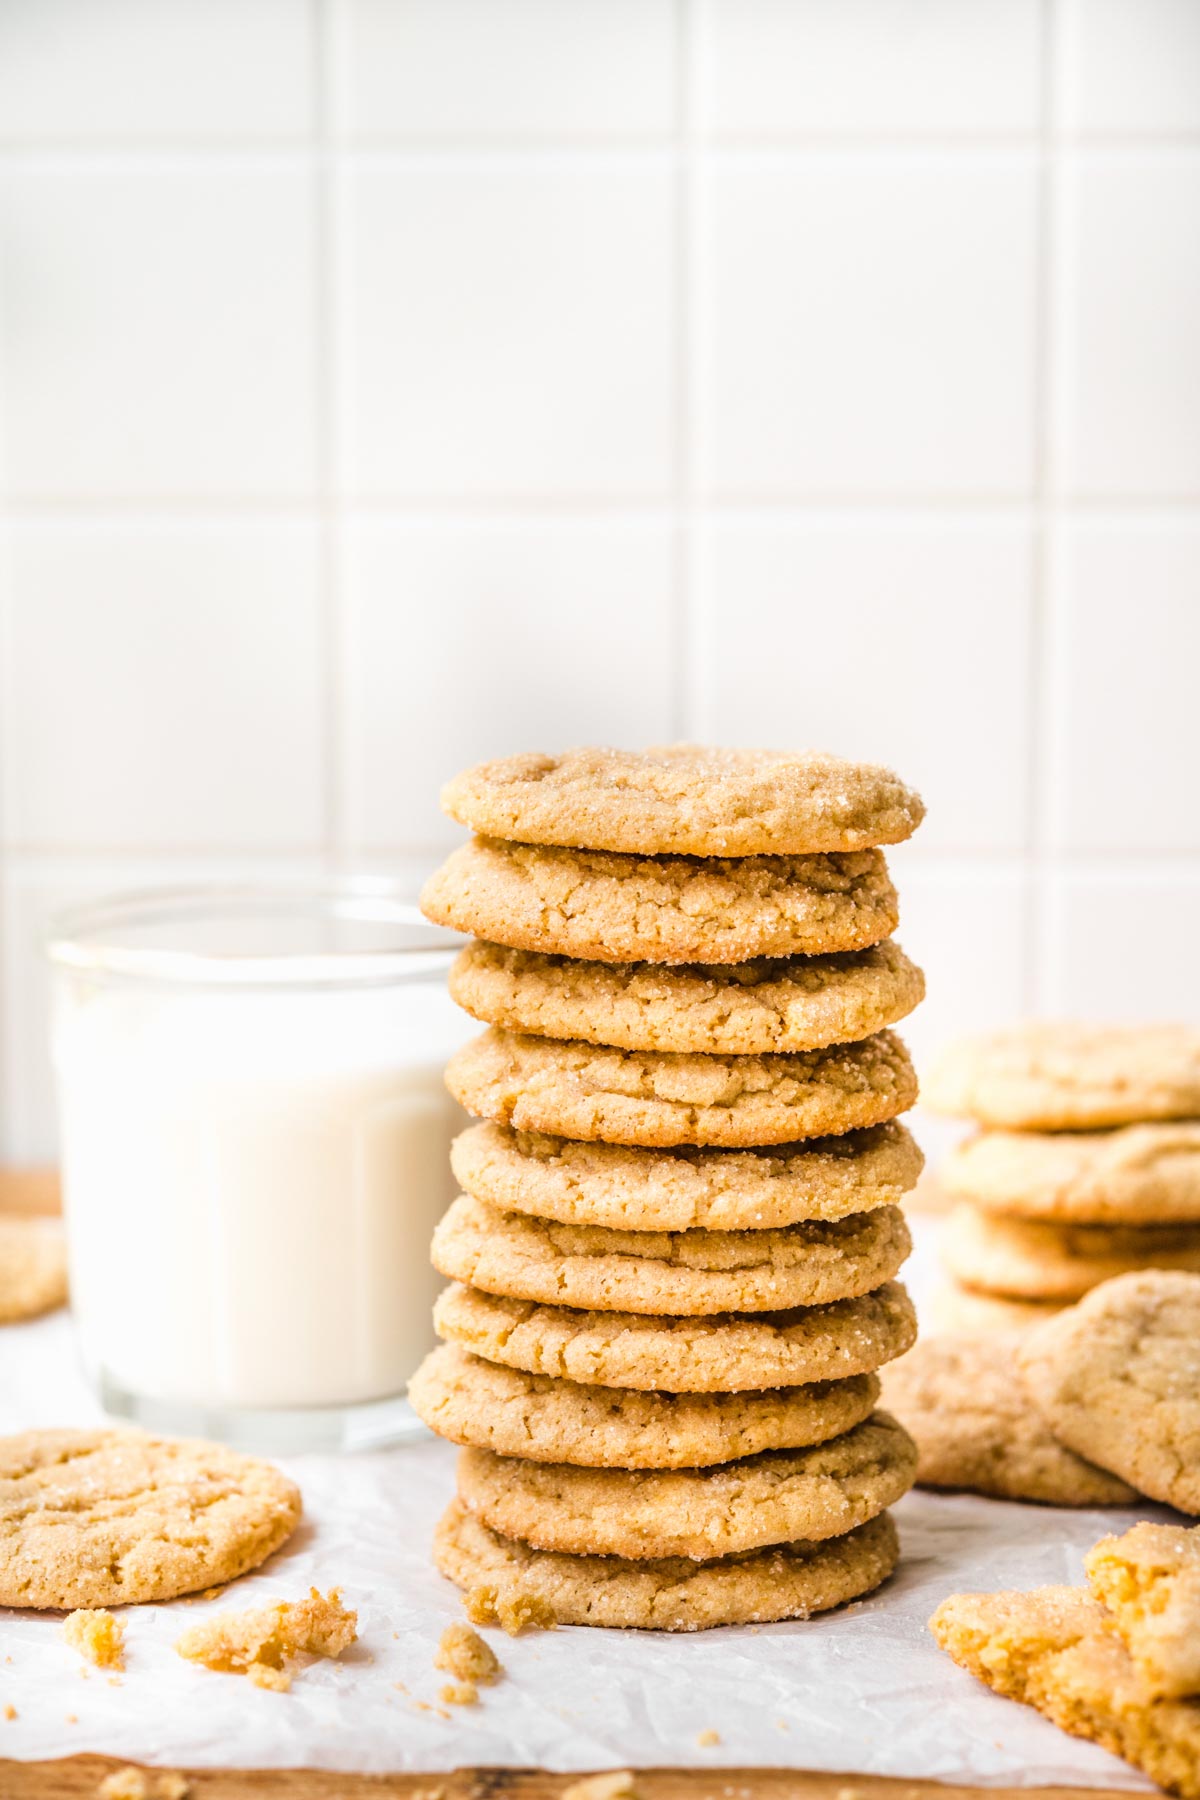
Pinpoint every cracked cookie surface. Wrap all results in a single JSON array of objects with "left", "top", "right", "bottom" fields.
[
  {"left": 432, "top": 1193, "right": 911, "bottom": 1315},
  {"left": 408, "top": 1344, "right": 877, "bottom": 1469},
  {"left": 1086, "top": 1522, "right": 1200, "bottom": 1701},
  {"left": 0, "top": 1429, "right": 301, "bottom": 1608},
  {"left": 421, "top": 838, "right": 899, "bottom": 966},
  {"left": 941, "top": 1204, "right": 1200, "bottom": 1302},
  {"left": 446, "top": 1027, "right": 917, "bottom": 1148},
  {"left": 455, "top": 1411, "right": 916, "bottom": 1559},
  {"left": 942, "top": 1124, "right": 1200, "bottom": 1225},
  {"left": 0, "top": 1217, "right": 68, "bottom": 1323},
  {"left": 434, "top": 1278, "right": 916, "bottom": 1392},
  {"left": 925, "top": 1023, "right": 1200, "bottom": 1130},
  {"left": 440, "top": 745, "right": 925, "bottom": 858}
]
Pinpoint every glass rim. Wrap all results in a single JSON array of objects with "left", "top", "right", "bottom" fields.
[{"left": 46, "top": 879, "right": 464, "bottom": 990}]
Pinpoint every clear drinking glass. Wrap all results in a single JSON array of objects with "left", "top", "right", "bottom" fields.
[{"left": 47, "top": 884, "right": 470, "bottom": 1453}]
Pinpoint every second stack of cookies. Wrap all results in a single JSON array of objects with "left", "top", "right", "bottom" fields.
[{"left": 414, "top": 745, "right": 927, "bottom": 1631}]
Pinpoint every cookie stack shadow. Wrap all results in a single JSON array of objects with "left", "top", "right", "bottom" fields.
[
  {"left": 923, "top": 1023, "right": 1200, "bottom": 1335},
  {"left": 411, "top": 746, "right": 927, "bottom": 1631}
]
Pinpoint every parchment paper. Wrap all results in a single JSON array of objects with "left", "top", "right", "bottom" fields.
[{"left": 0, "top": 1224, "right": 1161, "bottom": 1786}]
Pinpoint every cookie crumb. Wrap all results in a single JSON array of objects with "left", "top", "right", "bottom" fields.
[
  {"left": 174, "top": 1587, "right": 356, "bottom": 1692},
  {"left": 440, "top": 1680, "right": 478, "bottom": 1706},
  {"left": 837, "top": 1788, "right": 865, "bottom": 1800},
  {"left": 560, "top": 1775, "right": 639, "bottom": 1800},
  {"left": 65, "top": 1713, "right": 78, "bottom": 1724},
  {"left": 435, "top": 1622, "right": 500, "bottom": 1687},
  {"left": 697, "top": 1728, "right": 721, "bottom": 1747},
  {"left": 65, "top": 1608, "right": 125, "bottom": 1671},
  {"left": 97, "top": 1773, "right": 190, "bottom": 1800},
  {"left": 465, "top": 1581, "right": 556, "bottom": 1636},
  {"left": 3, "top": 1704, "right": 15, "bottom": 1721}
]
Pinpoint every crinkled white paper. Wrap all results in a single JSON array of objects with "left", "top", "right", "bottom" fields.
[{"left": 0, "top": 1225, "right": 1159, "bottom": 1786}]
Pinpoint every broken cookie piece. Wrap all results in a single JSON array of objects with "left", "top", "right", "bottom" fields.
[
  {"left": 435, "top": 1621, "right": 499, "bottom": 1687},
  {"left": 1087, "top": 1522, "right": 1200, "bottom": 1700},
  {"left": 174, "top": 1587, "right": 356, "bottom": 1692},
  {"left": 64, "top": 1609, "right": 125, "bottom": 1671},
  {"left": 464, "top": 1581, "right": 555, "bottom": 1636}
]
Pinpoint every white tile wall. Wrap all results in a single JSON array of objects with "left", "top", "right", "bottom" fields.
[{"left": 1, "top": 0, "right": 1198, "bottom": 1161}]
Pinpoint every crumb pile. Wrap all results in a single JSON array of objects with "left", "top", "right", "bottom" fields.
[
  {"left": 174, "top": 1587, "right": 356, "bottom": 1691},
  {"left": 415, "top": 745, "right": 925, "bottom": 1631},
  {"left": 925, "top": 1023, "right": 1200, "bottom": 1332}
]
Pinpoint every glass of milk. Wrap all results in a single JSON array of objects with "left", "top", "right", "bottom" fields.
[{"left": 48, "top": 884, "right": 472, "bottom": 1452}]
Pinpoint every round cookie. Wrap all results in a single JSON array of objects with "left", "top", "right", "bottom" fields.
[
  {"left": 452, "top": 1120, "right": 923, "bottom": 1231},
  {"left": 445, "top": 1027, "right": 918, "bottom": 1149},
  {"left": 942, "top": 1124, "right": 1200, "bottom": 1226},
  {"left": 434, "top": 1279, "right": 917, "bottom": 1392},
  {"left": 434, "top": 1499, "right": 900, "bottom": 1631},
  {"left": 924, "top": 1023, "right": 1200, "bottom": 1130},
  {"left": 1017, "top": 1270, "right": 1200, "bottom": 1514},
  {"left": 420, "top": 838, "right": 898, "bottom": 966},
  {"left": 449, "top": 939, "right": 925, "bottom": 1056},
  {"left": 0, "top": 1428, "right": 301, "bottom": 1609},
  {"left": 440, "top": 745, "right": 925, "bottom": 858},
  {"left": 455, "top": 1412, "right": 917, "bottom": 1559},
  {"left": 880, "top": 1336, "right": 1137, "bottom": 1507},
  {"left": 941, "top": 1203, "right": 1200, "bottom": 1303},
  {"left": 0, "top": 1217, "right": 68, "bottom": 1323},
  {"left": 408, "top": 1344, "right": 878, "bottom": 1470},
  {"left": 432, "top": 1193, "right": 912, "bottom": 1316},
  {"left": 925, "top": 1279, "right": 1067, "bottom": 1337}
]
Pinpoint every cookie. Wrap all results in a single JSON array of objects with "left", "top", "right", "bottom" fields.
[
  {"left": 440, "top": 746, "right": 925, "bottom": 858},
  {"left": 880, "top": 1336, "right": 1136, "bottom": 1507},
  {"left": 452, "top": 1120, "right": 923, "bottom": 1231},
  {"left": 943, "top": 1124, "right": 1200, "bottom": 1227},
  {"left": 941, "top": 1203, "right": 1200, "bottom": 1302},
  {"left": 0, "top": 1216, "right": 68, "bottom": 1323},
  {"left": 925, "top": 1279, "right": 1067, "bottom": 1337},
  {"left": 0, "top": 1429, "right": 301, "bottom": 1609},
  {"left": 408, "top": 1344, "right": 877, "bottom": 1470},
  {"left": 1087, "top": 1522, "right": 1200, "bottom": 1701},
  {"left": 421, "top": 838, "right": 899, "bottom": 965},
  {"left": 449, "top": 939, "right": 924, "bottom": 1057},
  {"left": 925, "top": 1022, "right": 1200, "bottom": 1130},
  {"left": 435, "top": 1497, "right": 899, "bottom": 1631},
  {"left": 931, "top": 1585, "right": 1200, "bottom": 1798},
  {"left": 1017, "top": 1270, "right": 1200, "bottom": 1514},
  {"left": 446, "top": 1027, "right": 917, "bottom": 1149},
  {"left": 432, "top": 1193, "right": 912, "bottom": 1316},
  {"left": 455, "top": 1411, "right": 916, "bottom": 1560},
  {"left": 434, "top": 1279, "right": 917, "bottom": 1392}
]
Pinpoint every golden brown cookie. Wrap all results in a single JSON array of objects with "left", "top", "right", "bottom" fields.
[
  {"left": 435, "top": 1497, "right": 899, "bottom": 1631},
  {"left": 421, "top": 838, "right": 899, "bottom": 965},
  {"left": 455, "top": 1412, "right": 916, "bottom": 1560},
  {"left": 0, "top": 1216, "right": 68, "bottom": 1323},
  {"left": 1017, "top": 1271, "right": 1200, "bottom": 1514},
  {"left": 942, "top": 1124, "right": 1200, "bottom": 1226},
  {"left": 930, "top": 1585, "right": 1200, "bottom": 1797},
  {"left": 432, "top": 1193, "right": 911, "bottom": 1316},
  {"left": 434, "top": 1279, "right": 917, "bottom": 1392},
  {"left": 440, "top": 746, "right": 925, "bottom": 858},
  {"left": 449, "top": 939, "right": 924, "bottom": 1057},
  {"left": 452, "top": 1120, "right": 922, "bottom": 1231},
  {"left": 446, "top": 1027, "right": 917, "bottom": 1149},
  {"left": 880, "top": 1336, "right": 1136, "bottom": 1507},
  {"left": 941, "top": 1203, "right": 1200, "bottom": 1302},
  {"left": 924, "top": 1279, "right": 1067, "bottom": 1337},
  {"left": 1086, "top": 1522, "right": 1200, "bottom": 1701},
  {"left": 408, "top": 1344, "right": 877, "bottom": 1470},
  {"left": 925, "top": 1022, "right": 1200, "bottom": 1130},
  {"left": 0, "top": 1429, "right": 301, "bottom": 1609}
]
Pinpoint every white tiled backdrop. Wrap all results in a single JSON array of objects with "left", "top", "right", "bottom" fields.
[{"left": 1, "top": 0, "right": 1199, "bottom": 1162}]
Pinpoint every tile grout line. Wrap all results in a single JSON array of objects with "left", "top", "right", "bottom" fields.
[
  {"left": 669, "top": 0, "right": 694, "bottom": 739},
  {"left": 313, "top": 0, "right": 344, "bottom": 872}
]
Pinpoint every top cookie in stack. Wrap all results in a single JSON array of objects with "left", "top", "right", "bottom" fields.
[
  {"left": 925, "top": 1022, "right": 1200, "bottom": 1332},
  {"left": 416, "top": 745, "right": 926, "bottom": 1632}
]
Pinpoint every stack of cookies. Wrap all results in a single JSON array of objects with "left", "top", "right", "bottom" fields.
[
  {"left": 412, "top": 745, "right": 927, "bottom": 1632},
  {"left": 925, "top": 1023, "right": 1200, "bottom": 1334}
]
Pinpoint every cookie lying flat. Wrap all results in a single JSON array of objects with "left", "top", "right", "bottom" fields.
[
  {"left": 421, "top": 838, "right": 898, "bottom": 966},
  {"left": 0, "top": 1429, "right": 301, "bottom": 1609},
  {"left": 880, "top": 1336, "right": 1136, "bottom": 1506},
  {"left": 925, "top": 1279, "right": 1067, "bottom": 1337},
  {"left": 452, "top": 1120, "right": 922, "bottom": 1231},
  {"left": 1018, "top": 1271, "right": 1200, "bottom": 1514},
  {"left": 456, "top": 1412, "right": 916, "bottom": 1560},
  {"left": 925, "top": 1022, "right": 1200, "bottom": 1131},
  {"left": 435, "top": 1497, "right": 899, "bottom": 1631},
  {"left": 409, "top": 1344, "right": 877, "bottom": 1470},
  {"left": 432, "top": 1194, "right": 911, "bottom": 1316},
  {"left": 0, "top": 1217, "right": 68, "bottom": 1323},
  {"left": 942, "top": 1204, "right": 1200, "bottom": 1302},
  {"left": 440, "top": 745, "right": 925, "bottom": 858},
  {"left": 931, "top": 1585, "right": 1200, "bottom": 1799},
  {"left": 1087, "top": 1523, "right": 1200, "bottom": 1701},
  {"left": 449, "top": 939, "right": 924, "bottom": 1057},
  {"left": 942, "top": 1124, "right": 1200, "bottom": 1226},
  {"left": 434, "top": 1280, "right": 917, "bottom": 1393},
  {"left": 447, "top": 1027, "right": 917, "bottom": 1149}
]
